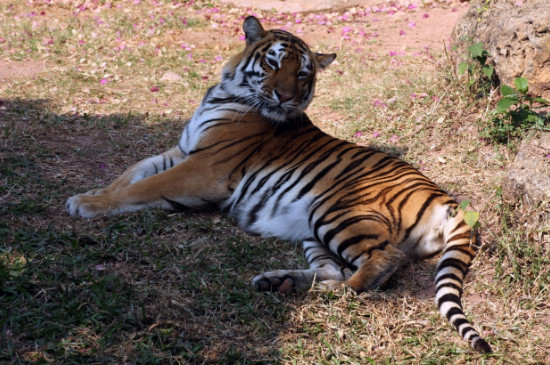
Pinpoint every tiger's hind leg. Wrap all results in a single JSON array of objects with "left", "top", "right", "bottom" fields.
[
  {"left": 318, "top": 234, "right": 408, "bottom": 293},
  {"left": 342, "top": 244, "right": 407, "bottom": 292},
  {"left": 83, "top": 146, "right": 187, "bottom": 196},
  {"left": 253, "top": 239, "right": 353, "bottom": 294}
]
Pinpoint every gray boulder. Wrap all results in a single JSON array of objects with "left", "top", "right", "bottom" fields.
[
  {"left": 452, "top": 0, "right": 550, "bottom": 99},
  {"left": 503, "top": 133, "right": 550, "bottom": 211}
]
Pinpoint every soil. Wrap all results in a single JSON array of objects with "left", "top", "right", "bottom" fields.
[
  {"left": 0, "top": 1, "right": 468, "bottom": 82},
  {"left": 0, "top": 60, "right": 45, "bottom": 81},
  {"left": 220, "top": 0, "right": 468, "bottom": 53}
]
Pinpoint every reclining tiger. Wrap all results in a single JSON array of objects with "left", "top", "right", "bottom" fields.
[{"left": 66, "top": 16, "right": 492, "bottom": 353}]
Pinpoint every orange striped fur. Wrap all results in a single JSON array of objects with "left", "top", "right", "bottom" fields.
[{"left": 67, "top": 16, "right": 491, "bottom": 353}]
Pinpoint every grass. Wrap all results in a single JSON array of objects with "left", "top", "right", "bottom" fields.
[{"left": 1, "top": 0, "right": 549, "bottom": 364}]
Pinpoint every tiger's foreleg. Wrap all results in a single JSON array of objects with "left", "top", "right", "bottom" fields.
[
  {"left": 84, "top": 146, "right": 187, "bottom": 196},
  {"left": 66, "top": 156, "right": 226, "bottom": 218},
  {"left": 253, "top": 239, "right": 353, "bottom": 294}
]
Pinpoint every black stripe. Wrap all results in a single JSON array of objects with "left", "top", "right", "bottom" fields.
[
  {"left": 453, "top": 318, "right": 470, "bottom": 330},
  {"left": 437, "top": 258, "right": 468, "bottom": 276},
  {"left": 309, "top": 254, "right": 336, "bottom": 263},
  {"left": 366, "top": 240, "right": 391, "bottom": 257},
  {"left": 447, "top": 231, "right": 471, "bottom": 243},
  {"left": 450, "top": 220, "right": 467, "bottom": 235},
  {"left": 294, "top": 159, "right": 340, "bottom": 200},
  {"left": 442, "top": 245, "right": 474, "bottom": 259},
  {"left": 435, "top": 282, "right": 463, "bottom": 294},
  {"left": 322, "top": 215, "right": 381, "bottom": 244},
  {"left": 403, "top": 192, "right": 443, "bottom": 241},
  {"left": 445, "top": 306, "right": 464, "bottom": 321},
  {"left": 437, "top": 293, "right": 462, "bottom": 309},
  {"left": 435, "top": 272, "right": 463, "bottom": 285},
  {"left": 459, "top": 324, "right": 475, "bottom": 338},
  {"left": 336, "top": 234, "right": 378, "bottom": 256}
]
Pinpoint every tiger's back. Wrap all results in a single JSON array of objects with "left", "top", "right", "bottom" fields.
[{"left": 66, "top": 16, "right": 492, "bottom": 354}]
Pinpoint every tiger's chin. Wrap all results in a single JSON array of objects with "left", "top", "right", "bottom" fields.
[{"left": 261, "top": 106, "right": 303, "bottom": 125}]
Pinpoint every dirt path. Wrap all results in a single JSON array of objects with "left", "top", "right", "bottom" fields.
[{"left": 220, "top": 0, "right": 468, "bottom": 53}]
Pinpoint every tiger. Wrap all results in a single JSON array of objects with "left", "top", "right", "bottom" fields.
[{"left": 66, "top": 16, "right": 492, "bottom": 353}]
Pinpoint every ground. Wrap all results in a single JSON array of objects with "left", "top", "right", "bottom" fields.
[{"left": 0, "top": 0, "right": 549, "bottom": 364}]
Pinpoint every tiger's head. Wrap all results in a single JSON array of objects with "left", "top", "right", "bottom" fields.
[{"left": 221, "top": 16, "right": 336, "bottom": 123}]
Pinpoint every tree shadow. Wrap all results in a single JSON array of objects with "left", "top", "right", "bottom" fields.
[
  {"left": 1, "top": 97, "right": 305, "bottom": 363},
  {"left": 1, "top": 97, "right": 446, "bottom": 364}
]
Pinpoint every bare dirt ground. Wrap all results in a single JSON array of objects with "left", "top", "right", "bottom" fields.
[
  {"left": 221, "top": 0, "right": 467, "bottom": 53},
  {"left": 0, "top": 0, "right": 467, "bottom": 82}
]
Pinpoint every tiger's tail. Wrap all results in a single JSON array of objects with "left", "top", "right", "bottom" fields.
[{"left": 435, "top": 207, "right": 492, "bottom": 353}]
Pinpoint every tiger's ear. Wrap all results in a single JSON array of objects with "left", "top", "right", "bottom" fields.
[
  {"left": 315, "top": 53, "right": 337, "bottom": 69},
  {"left": 243, "top": 16, "right": 267, "bottom": 46}
]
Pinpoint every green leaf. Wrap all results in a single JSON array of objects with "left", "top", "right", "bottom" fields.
[
  {"left": 496, "top": 96, "right": 519, "bottom": 113},
  {"left": 481, "top": 64, "right": 494, "bottom": 78},
  {"left": 534, "top": 97, "right": 550, "bottom": 105},
  {"left": 468, "top": 42, "right": 484, "bottom": 58},
  {"left": 459, "top": 200, "right": 470, "bottom": 211},
  {"left": 510, "top": 108, "right": 530, "bottom": 123},
  {"left": 514, "top": 77, "right": 528, "bottom": 94},
  {"left": 464, "top": 211, "right": 480, "bottom": 229},
  {"left": 458, "top": 61, "right": 468, "bottom": 75},
  {"left": 500, "top": 85, "right": 515, "bottom": 97}
]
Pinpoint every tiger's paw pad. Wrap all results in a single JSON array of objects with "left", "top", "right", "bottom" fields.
[{"left": 253, "top": 275, "right": 295, "bottom": 294}]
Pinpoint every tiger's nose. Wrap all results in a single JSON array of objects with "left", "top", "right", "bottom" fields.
[{"left": 275, "top": 90, "right": 293, "bottom": 103}]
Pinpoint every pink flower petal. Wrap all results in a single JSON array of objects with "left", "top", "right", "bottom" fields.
[
  {"left": 354, "top": 131, "right": 363, "bottom": 137},
  {"left": 150, "top": 86, "right": 159, "bottom": 92},
  {"left": 100, "top": 78, "right": 108, "bottom": 84},
  {"left": 372, "top": 132, "right": 380, "bottom": 138},
  {"left": 389, "top": 135, "right": 400, "bottom": 143}
]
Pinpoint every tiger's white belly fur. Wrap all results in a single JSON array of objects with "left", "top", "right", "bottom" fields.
[{"left": 225, "top": 171, "right": 314, "bottom": 242}]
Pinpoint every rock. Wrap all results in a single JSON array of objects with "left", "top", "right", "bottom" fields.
[
  {"left": 451, "top": 0, "right": 550, "bottom": 99},
  {"left": 160, "top": 71, "right": 183, "bottom": 82},
  {"left": 503, "top": 133, "right": 550, "bottom": 208}
]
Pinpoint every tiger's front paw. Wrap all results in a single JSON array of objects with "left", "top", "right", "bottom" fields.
[{"left": 66, "top": 194, "right": 110, "bottom": 218}]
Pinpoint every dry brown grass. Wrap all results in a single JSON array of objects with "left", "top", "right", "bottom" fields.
[{"left": 1, "top": 0, "right": 549, "bottom": 364}]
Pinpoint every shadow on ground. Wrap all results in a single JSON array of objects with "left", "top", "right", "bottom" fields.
[{"left": 1, "top": 98, "right": 438, "bottom": 364}]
